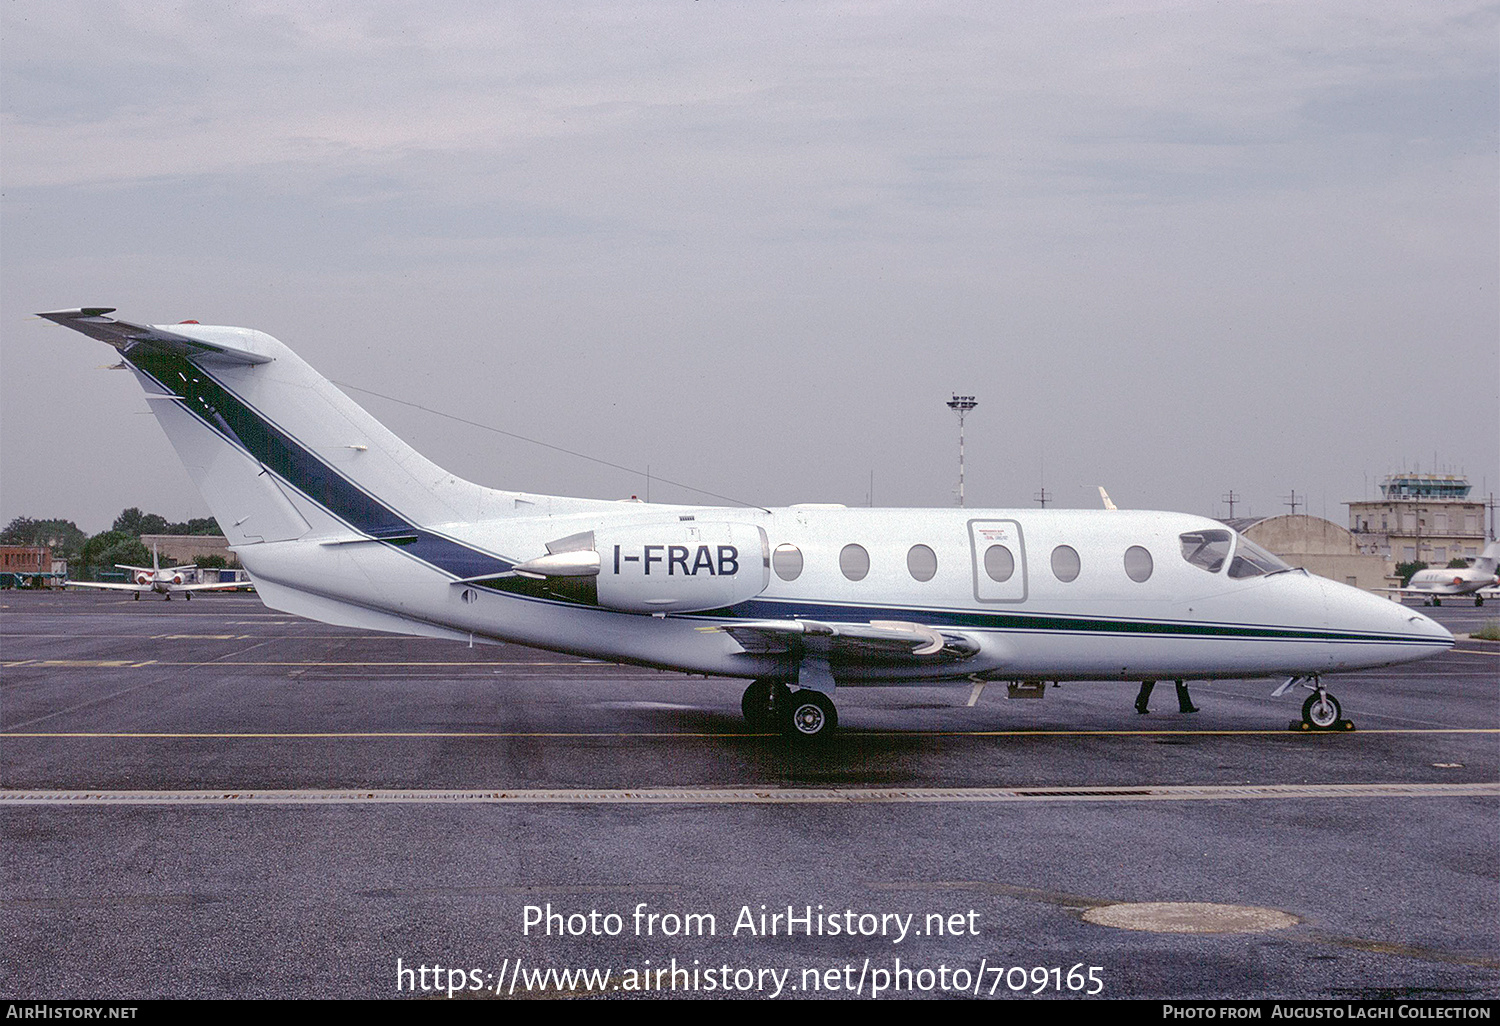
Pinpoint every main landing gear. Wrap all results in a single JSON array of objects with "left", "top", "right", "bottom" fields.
[
  {"left": 740, "top": 680, "right": 839, "bottom": 740},
  {"left": 1274, "top": 675, "right": 1353, "bottom": 732}
]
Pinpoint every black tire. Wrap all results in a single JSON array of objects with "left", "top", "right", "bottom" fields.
[
  {"left": 741, "top": 680, "right": 788, "bottom": 730},
  {"left": 1301, "top": 691, "right": 1342, "bottom": 730},
  {"left": 783, "top": 689, "right": 838, "bottom": 740}
]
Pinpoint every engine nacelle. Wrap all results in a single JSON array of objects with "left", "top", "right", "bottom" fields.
[{"left": 515, "top": 522, "right": 769, "bottom": 613}]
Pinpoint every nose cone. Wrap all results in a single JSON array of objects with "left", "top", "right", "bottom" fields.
[
  {"left": 1392, "top": 602, "right": 1455, "bottom": 647},
  {"left": 1322, "top": 577, "right": 1454, "bottom": 665}
]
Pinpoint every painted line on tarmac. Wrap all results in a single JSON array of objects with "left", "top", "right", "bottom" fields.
[
  {"left": 2, "top": 782, "right": 1496, "bottom": 806},
  {"left": 1, "top": 659, "right": 624, "bottom": 668},
  {"left": 3, "top": 727, "right": 1496, "bottom": 739}
]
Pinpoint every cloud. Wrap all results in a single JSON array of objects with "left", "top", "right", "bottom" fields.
[{"left": 3, "top": 1, "right": 1495, "bottom": 530}]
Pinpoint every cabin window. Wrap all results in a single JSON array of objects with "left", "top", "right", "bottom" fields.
[
  {"left": 983, "top": 544, "right": 1015, "bottom": 582},
  {"left": 1227, "top": 536, "right": 1291, "bottom": 579},
  {"left": 1179, "top": 530, "right": 1232, "bottom": 573},
  {"left": 840, "top": 544, "right": 870, "bottom": 581},
  {"left": 1051, "top": 545, "right": 1080, "bottom": 582},
  {"left": 773, "top": 543, "right": 803, "bottom": 581},
  {"left": 1124, "top": 545, "right": 1153, "bottom": 583},
  {"left": 907, "top": 544, "right": 937, "bottom": 582}
]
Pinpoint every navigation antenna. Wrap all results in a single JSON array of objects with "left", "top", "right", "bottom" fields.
[
  {"left": 947, "top": 394, "right": 978, "bottom": 507},
  {"left": 1222, "top": 490, "right": 1239, "bottom": 519}
]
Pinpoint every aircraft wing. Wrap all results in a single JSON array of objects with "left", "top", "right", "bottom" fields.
[
  {"left": 718, "top": 619, "right": 977, "bottom": 659},
  {"left": 171, "top": 581, "right": 253, "bottom": 592},
  {"left": 1377, "top": 585, "right": 1470, "bottom": 596},
  {"left": 66, "top": 581, "right": 145, "bottom": 592},
  {"left": 38, "top": 308, "right": 271, "bottom": 365}
]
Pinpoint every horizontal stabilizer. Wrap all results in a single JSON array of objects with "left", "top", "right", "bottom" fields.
[
  {"left": 251, "top": 577, "right": 480, "bottom": 643},
  {"left": 39, "top": 309, "right": 272, "bottom": 366}
]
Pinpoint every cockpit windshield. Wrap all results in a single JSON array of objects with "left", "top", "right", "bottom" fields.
[
  {"left": 1228, "top": 536, "right": 1292, "bottom": 578},
  {"left": 1179, "top": 530, "right": 1232, "bottom": 573},
  {"left": 1179, "top": 529, "right": 1294, "bottom": 578}
]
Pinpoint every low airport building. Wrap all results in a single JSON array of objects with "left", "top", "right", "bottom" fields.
[
  {"left": 0, "top": 544, "right": 64, "bottom": 587},
  {"left": 139, "top": 533, "right": 237, "bottom": 566}
]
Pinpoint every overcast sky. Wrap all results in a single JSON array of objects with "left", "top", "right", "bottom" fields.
[{"left": 3, "top": 1, "right": 1496, "bottom": 535}]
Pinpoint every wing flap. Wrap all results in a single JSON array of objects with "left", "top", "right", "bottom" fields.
[{"left": 721, "top": 619, "right": 975, "bottom": 658}]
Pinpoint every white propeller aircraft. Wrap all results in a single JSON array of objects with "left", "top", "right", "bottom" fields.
[
  {"left": 1381, "top": 542, "right": 1500, "bottom": 607},
  {"left": 67, "top": 541, "right": 247, "bottom": 600},
  {"left": 41, "top": 308, "right": 1453, "bottom": 737}
]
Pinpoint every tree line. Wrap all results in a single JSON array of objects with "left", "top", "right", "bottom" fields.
[{"left": 0, "top": 508, "right": 233, "bottom": 580}]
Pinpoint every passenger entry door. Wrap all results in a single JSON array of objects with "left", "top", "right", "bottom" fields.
[{"left": 968, "top": 519, "right": 1027, "bottom": 602}]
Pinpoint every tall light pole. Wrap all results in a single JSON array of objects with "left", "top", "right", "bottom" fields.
[{"left": 947, "top": 394, "right": 977, "bottom": 507}]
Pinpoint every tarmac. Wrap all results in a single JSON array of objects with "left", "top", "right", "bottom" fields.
[{"left": 2, "top": 589, "right": 1496, "bottom": 1000}]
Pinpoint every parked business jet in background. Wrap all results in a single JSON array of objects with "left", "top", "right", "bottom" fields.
[
  {"left": 1381, "top": 542, "right": 1500, "bottom": 607},
  {"left": 66, "top": 542, "right": 248, "bottom": 600},
  {"left": 41, "top": 308, "right": 1453, "bottom": 737}
]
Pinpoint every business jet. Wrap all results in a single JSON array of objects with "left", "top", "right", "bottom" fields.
[
  {"left": 1378, "top": 543, "right": 1499, "bottom": 607},
  {"left": 40, "top": 308, "right": 1453, "bottom": 737},
  {"left": 67, "top": 542, "right": 249, "bottom": 600}
]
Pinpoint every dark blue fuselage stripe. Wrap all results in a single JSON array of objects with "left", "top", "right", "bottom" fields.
[
  {"left": 719, "top": 599, "right": 1443, "bottom": 646},
  {"left": 125, "top": 347, "right": 512, "bottom": 580}
]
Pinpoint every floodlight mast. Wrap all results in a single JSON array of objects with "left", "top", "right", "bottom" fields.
[{"left": 947, "top": 394, "right": 977, "bottom": 507}]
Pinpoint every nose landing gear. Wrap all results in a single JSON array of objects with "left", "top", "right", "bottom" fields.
[{"left": 1275, "top": 675, "right": 1354, "bottom": 731}]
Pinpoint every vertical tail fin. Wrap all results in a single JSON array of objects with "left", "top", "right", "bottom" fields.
[{"left": 41, "top": 309, "right": 501, "bottom": 547}]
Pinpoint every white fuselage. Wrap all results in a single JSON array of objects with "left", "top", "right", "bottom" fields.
[{"left": 236, "top": 504, "right": 1453, "bottom": 686}]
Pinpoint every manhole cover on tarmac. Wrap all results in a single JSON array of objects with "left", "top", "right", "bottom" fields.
[{"left": 1082, "top": 902, "right": 1299, "bottom": 934}]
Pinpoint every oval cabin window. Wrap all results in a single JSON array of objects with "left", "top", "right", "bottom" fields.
[
  {"left": 983, "top": 544, "right": 1014, "bottom": 582},
  {"left": 773, "top": 543, "right": 803, "bottom": 582},
  {"left": 1051, "top": 544, "right": 1080, "bottom": 583},
  {"left": 1124, "top": 545, "right": 1153, "bottom": 583},
  {"left": 906, "top": 544, "right": 937, "bottom": 582},
  {"left": 839, "top": 543, "right": 870, "bottom": 582}
]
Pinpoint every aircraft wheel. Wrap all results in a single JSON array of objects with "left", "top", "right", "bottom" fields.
[
  {"left": 741, "top": 680, "right": 789, "bottom": 730},
  {"left": 1301, "top": 691, "right": 1342, "bottom": 730},
  {"left": 1476, "top": 597, "right": 1484, "bottom": 607},
  {"left": 185, "top": 593, "right": 192, "bottom": 601},
  {"left": 1432, "top": 598, "right": 1441, "bottom": 607},
  {"left": 133, "top": 593, "right": 140, "bottom": 601},
  {"left": 783, "top": 689, "right": 837, "bottom": 740}
]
